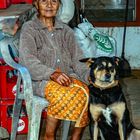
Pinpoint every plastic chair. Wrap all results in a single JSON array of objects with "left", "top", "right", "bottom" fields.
[{"left": 0, "top": 37, "right": 71, "bottom": 140}]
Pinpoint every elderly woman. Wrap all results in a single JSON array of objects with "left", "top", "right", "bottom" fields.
[{"left": 19, "top": 0, "right": 89, "bottom": 139}]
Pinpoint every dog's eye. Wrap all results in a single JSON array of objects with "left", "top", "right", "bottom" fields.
[
  {"left": 98, "top": 64, "right": 104, "bottom": 70},
  {"left": 109, "top": 67, "right": 114, "bottom": 72}
]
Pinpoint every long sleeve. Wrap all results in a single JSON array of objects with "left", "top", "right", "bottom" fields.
[
  {"left": 66, "top": 29, "right": 90, "bottom": 83},
  {"left": 19, "top": 24, "right": 55, "bottom": 81}
]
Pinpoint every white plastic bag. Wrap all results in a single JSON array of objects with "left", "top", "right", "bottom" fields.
[
  {"left": 57, "top": 0, "right": 75, "bottom": 24},
  {"left": 75, "top": 18, "right": 117, "bottom": 57},
  {"left": 74, "top": 27, "right": 97, "bottom": 57}
]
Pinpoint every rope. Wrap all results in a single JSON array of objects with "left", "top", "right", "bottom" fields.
[{"left": 70, "top": 83, "right": 89, "bottom": 127}]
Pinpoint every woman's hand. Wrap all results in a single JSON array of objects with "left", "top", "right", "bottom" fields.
[{"left": 50, "top": 70, "right": 72, "bottom": 86}]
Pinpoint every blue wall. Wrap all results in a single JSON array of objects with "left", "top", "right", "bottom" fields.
[{"left": 97, "top": 27, "right": 140, "bottom": 69}]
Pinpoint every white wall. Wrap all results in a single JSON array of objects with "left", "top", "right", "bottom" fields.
[{"left": 97, "top": 27, "right": 140, "bottom": 69}]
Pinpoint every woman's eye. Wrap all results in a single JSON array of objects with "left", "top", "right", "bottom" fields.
[
  {"left": 40, "top": 0, "right": 46, "bottom": 3},
  {"left": 52, "top": 0, "right": 57, "bottom": 3}
]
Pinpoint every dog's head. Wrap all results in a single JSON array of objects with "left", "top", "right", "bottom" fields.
[{"left": 80, "top": 56, "right": 120, "bottom": 89}]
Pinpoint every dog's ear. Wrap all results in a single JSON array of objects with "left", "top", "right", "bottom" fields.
[
  {"left": 112, "top": 56, "right": 121, "bottom": 66},
  {"left": 79, "top": 58, "right": 95, "bottom": 67}
]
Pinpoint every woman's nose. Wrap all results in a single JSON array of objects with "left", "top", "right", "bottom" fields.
[{"left": 46, "top": 0, "right": 52, "bottom": 7}]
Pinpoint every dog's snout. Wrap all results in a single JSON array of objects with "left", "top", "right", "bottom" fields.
[{"left": 105, "top": 73, "right": 111, "bottom": 79}]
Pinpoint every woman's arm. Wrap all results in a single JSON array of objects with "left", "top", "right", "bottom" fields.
[
  {"left": 19, "top": 23, "right": 55, "bottom": 81},
  {"left": 66, "top": 28, "right": 90, "bottom": 83}
]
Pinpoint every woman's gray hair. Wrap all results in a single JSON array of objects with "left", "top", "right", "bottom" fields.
[{"left": 32, "top": 0, "right": 61, "bottom": 5}]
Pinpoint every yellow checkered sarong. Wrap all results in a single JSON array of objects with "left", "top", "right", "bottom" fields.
[{"left": 45, "top": 78, "right": 89, "bottom": 127}]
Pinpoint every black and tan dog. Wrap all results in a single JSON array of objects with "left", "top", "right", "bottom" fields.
[{"left": 80, "top": 56, "right": 132, "bottom": 140}]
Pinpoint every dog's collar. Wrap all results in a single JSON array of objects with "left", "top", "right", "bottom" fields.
[{"left": 89, "top": 80, "right": 119, "bottom": 91}]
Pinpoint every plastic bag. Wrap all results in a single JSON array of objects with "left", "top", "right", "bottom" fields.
[
  {"left": 57, "top": 0, "right": 75, "bottom": 24},
  {"left": 74, "top": 18, "right": 117, "bottom": 58}
]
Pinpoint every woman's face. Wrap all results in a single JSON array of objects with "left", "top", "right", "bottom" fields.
[{"left": 35, "top": 0, "right": 60, "bottom": 18}]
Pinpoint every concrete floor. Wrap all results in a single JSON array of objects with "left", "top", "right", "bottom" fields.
[{"left": 14, "top": 119, "right": 91, "bottom": 140}]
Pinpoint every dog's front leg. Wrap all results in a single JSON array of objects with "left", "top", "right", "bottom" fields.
[
  {"left": 94, "top": 121, "right": 99, "bottom": 140},
  {"left": 118, "top": 119, "right": 125, "bottom": 140},
  {"left": 90, "top": 104, "right": 105, "bottom": 140},
  {"left": 110, "top": 102, "right": 126, "bottom": 140}
]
